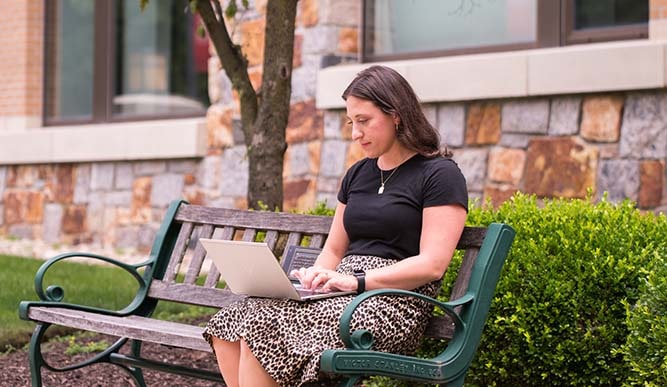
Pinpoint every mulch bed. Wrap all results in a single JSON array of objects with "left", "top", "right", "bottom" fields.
[
  {"left": 0, "top": 330, "right": 223, "bottom": 387},
  {"left": 0, "top": 318, "right": 341, "bottom": 386}
]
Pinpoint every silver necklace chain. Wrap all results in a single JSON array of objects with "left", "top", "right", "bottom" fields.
[
  {"left": 378, "top": 166, "right": 400, "bottom": 194},
  {"left": 377, "top": 153, "right": 415, "bottom": 194}
]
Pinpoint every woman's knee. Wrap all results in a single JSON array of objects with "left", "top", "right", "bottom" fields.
[{"left": 211, "top": 337, "right": 240, "bottom": 355}]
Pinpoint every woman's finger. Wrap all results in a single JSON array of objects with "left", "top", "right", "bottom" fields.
[
  {"left": 322, "top": 274, "right": 357, "bottom": 292},
  {"left": 310, "top": 271, "right": 330, "bottom": 289}
]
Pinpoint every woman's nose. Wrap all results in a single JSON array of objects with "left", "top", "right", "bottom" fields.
[{"left": 351, "top": 125, "right": 362, "bottom": 140}]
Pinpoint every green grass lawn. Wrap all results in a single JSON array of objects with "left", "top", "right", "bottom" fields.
[{"left": 1, "top": 254, "right": 215, "bottom": 352}]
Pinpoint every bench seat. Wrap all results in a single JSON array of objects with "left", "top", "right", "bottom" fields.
[{"left": 24, "top": 306, "right": 211, "bottom": 352}]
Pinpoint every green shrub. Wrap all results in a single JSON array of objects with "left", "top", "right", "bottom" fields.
[
  {"left": 300, "top": 200, "right": 336, "bottom": 217},
  {"left": 621, "top": 256, "right": 667, "bottom": 386},
  {"left": 303, "top": 194, "right": 666, "bottom": 386},
  {"left": 461, "top": 193, "right": 667, "bottom": 386},
  {"left": 63, "top": 335, "right": 110, "bottom": 356}
]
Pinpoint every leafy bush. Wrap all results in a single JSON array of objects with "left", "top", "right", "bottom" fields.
[
  {"left": 461, "top": 193, "right": 667, "bottom": 386},
  {"left": 304, "top": 193, "right": 667, "bottom": 386},
  {"left": 621, "top": 256, "right": 667, "bottom": 386},
  {"left": 300, "top": 200, "right": 336, "bottom": 217}
]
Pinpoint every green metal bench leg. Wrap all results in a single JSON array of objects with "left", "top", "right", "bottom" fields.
[
  {"left": 122, "top": 340, "right": 147, "bottom": 387},
  {"left": 117, "top": 365, "right": 147, "bottom": 387},
  {"left": 112, "top": 362, "right": 147, "bottom": 387},
  {"left": 28, "top": 323, "right": 49, "bottom": 387}
]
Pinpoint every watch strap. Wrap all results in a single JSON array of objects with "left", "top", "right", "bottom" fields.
[{"left": 353, "top": 269, "right": 365, "bottom": 294}]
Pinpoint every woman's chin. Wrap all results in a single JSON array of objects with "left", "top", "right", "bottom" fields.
[{"left": 361, "top": 148, "right": 379, "bottom": 159}]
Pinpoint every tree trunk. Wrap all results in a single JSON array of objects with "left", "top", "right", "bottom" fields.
[
  {"left": 196, "top": 0, "right": 297, "bottom": 211},
  {"left": 248, "top": 0, "right": 297, "bottom": 210}
]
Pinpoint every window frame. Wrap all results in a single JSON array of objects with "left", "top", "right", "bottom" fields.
[
  {"left": 43, "top": 0, "right": 207, "bottom": 127},
  {"left": 561, "top": 0, "right": 649, "bottom": 45},
  {"left": 361, "top": 0, "right": 648, "bottom": 63}
]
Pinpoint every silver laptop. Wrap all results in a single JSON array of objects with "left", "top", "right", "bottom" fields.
[{"left": 199, "top": 238, "right": 354, "bottom": 301}]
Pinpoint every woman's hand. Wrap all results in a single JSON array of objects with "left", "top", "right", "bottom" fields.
[
  {"left": 290, "top": 266, "right": 358, "bottom": 292},
  {"left": 290, "top": 266, "right": 331, "bottom": 289}
]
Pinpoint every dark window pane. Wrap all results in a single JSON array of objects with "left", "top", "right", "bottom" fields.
[
  {"left": 44, "top": 0, "right": 94, "bottom": 121},
  {"left": 113, "top": 0, "right": 209, "bottom": 118},
  {"left": 574, "top": 0, "right": 649, "bottom": 30}
]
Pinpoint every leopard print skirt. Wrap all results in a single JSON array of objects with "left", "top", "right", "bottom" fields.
[{"left": 202, "top": 255, "right": 441, "bottom": 387}]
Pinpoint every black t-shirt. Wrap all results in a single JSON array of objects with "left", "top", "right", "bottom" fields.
[{"left": 337, "top": 154, "right": 468, "bottom": 260}]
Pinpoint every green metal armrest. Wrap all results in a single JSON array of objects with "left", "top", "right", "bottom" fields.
[
  {"left": 18, "top": 253, "right": 156, "bottom": 378},
  {"left": 336, "top": 288, "right": 471, "bottom": 350},
  {"left": 321, "top": 289, "right": 474, "bottom": 385},
  {"left": 19, "top": 199, "right": 187, "bottom": 322},
  {"left": 19, "top": 252, "right": 155, "bottom": 320}
]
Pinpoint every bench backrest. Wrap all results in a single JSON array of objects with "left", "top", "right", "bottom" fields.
[{"left": 145, "top": 200, "right": 489, "bottom": 341}]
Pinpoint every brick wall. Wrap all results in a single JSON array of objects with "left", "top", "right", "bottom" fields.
[
  {"left": 0, "top": 0, "right": 43, "bottom": 130},
  {"left": 650, "top": 0, "right": 667, "bottom": 38},
  {"left": 651, "top": 0, "right": 667, "bottom": 19}
]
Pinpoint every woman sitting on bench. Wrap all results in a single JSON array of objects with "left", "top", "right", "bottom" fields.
[{"left": 203, "top": 65, "right": 469, "bottom": 387}]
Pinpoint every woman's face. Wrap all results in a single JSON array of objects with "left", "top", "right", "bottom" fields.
[{"left": 345, "top": 95, "right": 399, "bottom": 159}]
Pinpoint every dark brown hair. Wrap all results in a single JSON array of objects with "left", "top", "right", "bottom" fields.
[{"left": 342, "top": 65, "right": 450, "bottom": 157}]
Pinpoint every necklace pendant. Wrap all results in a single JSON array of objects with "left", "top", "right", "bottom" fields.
[{"left": 378, "top": 185, "right": 385, "bottom": 194}]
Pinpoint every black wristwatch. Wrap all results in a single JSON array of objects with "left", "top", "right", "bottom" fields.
[{"left": 353, "top": 269, "right": 365, "bottom": 294}]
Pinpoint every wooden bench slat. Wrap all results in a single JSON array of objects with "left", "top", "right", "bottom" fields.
[
  {"left": 219, "top": 226, "right": 236, "bottom": 241},
  {"left": 457, "top": 227, "right": 487, "bottom": 249},
  {"left": 309, "top": 234, "right": 325, "bottom": 248},
  {"left": 264, "top": 230, "right": 279, "bottom": 250},
  {"left": 184, "top": 224, "right": 215, "bottom": 285},
  {"left": 286, "top": 232, "right": 302, "bottom": 249},
  {"left": 164, "top": 222, "right": 194, "bottom": 282},
  {"left": 148, "top": 280, "right": 245, "bottom": 308},
  {"left": 203, "top": 227, "right": 235, "bottom": 288},
  {"left": 203, "top": 264, "right": 220, "bottom": 289},
  {"left": 450, "top": 248, "right": 479, "bottom": 301},
  {"left": 175, "top": 205, "right": 333, "bottom": 234},
  {"left": 424, "top": 315, "right": 455, "bottom": 338},
  {"left": 27, "top": 307, "right": 211, "bottom": 352},
  {"left": 242, "top": 228, "right": 257, "bottom": 241}
]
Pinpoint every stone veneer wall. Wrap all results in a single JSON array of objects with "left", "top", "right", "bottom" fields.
[
  {"left": 1, "top": 91, "right": 665, "bottom": 259},
  {"left": 0, "top": 0, "right": 666, "bottom": 260},
  {"left": 0, "top": 161, "right": 198, "bottom": 252},
  {"left": 319, "top": 92, "right": 666, "bottom": 213}
]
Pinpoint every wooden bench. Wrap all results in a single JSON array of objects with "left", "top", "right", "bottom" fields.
[{"left": 19, "top": 199, "right": 515, "bottom": 387}]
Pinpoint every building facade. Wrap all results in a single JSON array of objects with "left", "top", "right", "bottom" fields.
[{"left": 0, "top": 0, "right": 665, "bottom": 260}]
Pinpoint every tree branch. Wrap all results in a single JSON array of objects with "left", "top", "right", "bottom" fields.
[
  {"left": 196, "top": 0, "right": 258, "bottom": 132},
  {"left": 212, "top": 0, "right": 223, "bottom": 21}
]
